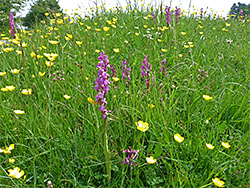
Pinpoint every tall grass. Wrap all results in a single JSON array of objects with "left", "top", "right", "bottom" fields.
[{"left": 0, "top": 1, "right": 249, "bottom": 187}]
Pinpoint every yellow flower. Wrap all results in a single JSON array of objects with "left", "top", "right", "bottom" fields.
[
  {"left": 8, "top": 167, "right": 25, "bottom": 179},
  {"left": 112, "top": 77, "right": 120, "bottom": 82},
  {"left": 20, "top": 43, "right": 28, "bottom": 47},
  {"left": 86, "top": 26, "right": 92, "bottom": 30},
  {"left": 0, "top": 72, "right": 6, "bottom": 76},
  {"left": 88, "top": 97, "right": 99, "bottom": 105},
  {"left": 9, "top": 158, "right": 15, "bottom": 164},
  {"left": 203, "top": 95, "right": 212, "bottom": 101},
  {"left": 136, "top": 121, "right": 149, "bottom": 132},
  {"left": 181, "top": 32, "right": 186, "bottom": 35},
  {"left": 63, "top": 94, "right": 71, "bottom": 100},
  {"left": 135, "top": 32, "right": 140, "bottom": 36},
  {"left": 148, "top": 104, "right": 155, "bottom": 108},
  {"left": 16, "top": 50, "right": 22, "bottom": 55},
  {"left": 76, "top": 41, "right": 82, "bottom": 45},
  {"left": 158, "top": 39, "right": 162, "bottom": 42},
  {"left": 21, "top": 89, "right": 32, "bottom": 95},
  {"left": 41, "top": 20, "right": 45, "bottom": 24},
  {"left": 95, "top": 49, "right": 100, "bottom": 53},
  {"left": 66, "top": 33, "right": 73, "bottom": 38},
  {"left": 221, "top": 142, "right": 231, "bottom": 149},
  {"left": 14, "top": 110, "right": 25, "bottom": 115},
  {"left": 30, "top": 52, "right": 36, "bottom": 58},
  {"left": 212, "top": 177, "right": 225, "bottom": 187},
  {"left": 11, "top": 69, "right": 20, "bottom": 74},
  {"left": 161, "top": 49, "right": 167, "bottom": 52},
  {"left": 45, "top": 61, "right": 54, "bottom": 67},
  {"left": 48, "top": 40, "right": 59, "bottom": 45},
  {"left": 206, "top": 143, "right": 215, "bottom": 150},
  {"left": 65, "top": 36, "right": 70, "bottom": 41},
  {"left": 95, "top": 28, "right": 101, "bottom": 31},
  {"left": 146, "top": 156, "right": 157, "bottom": 164},
  {"left": 226, "top": 23, "right": 230, "bottom": 27},
  {"left": 1, "top": 88, "right": 8, "bottom": 91},
  {"left": 3, "top": 48, "right": 14, "bottom": 52},
  {"left": 45, "top": 13, "right": 49, "bottom": 16},
  {"left": 37, "top": 55, "right": 43, "bottom": 59},
  {"left": 0, "top": 144, "right": 15, "bottom": 154},
  {"left": 199, "top": 32, "right": 204, "bottom": 35},
  {"left": 5, "top": 85, "right": 16, "bottom": 91},
  {"left": 103, "top": 26, "right": 110, "bottom": 32},
  {"left": 124, "top": 40, "right": 128, "bottom": 43},
  {"left": 184, "top": 45, "right": 189, "bottom": 48},
  {"left": 113, "top": 48, "right": 119, "bottom": 53},
  {"left": 174, "top": 134, "right": 184, "bottom": 143},
  {"left": 179, "top": 54, "right": 183, "bottom": 58},
  {"left": 39, "top": 72, "right": 45, "bottom": 77}
]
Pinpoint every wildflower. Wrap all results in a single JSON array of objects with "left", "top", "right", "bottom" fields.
[
  {"left": 30, "top": 52, "right": 36, "bottom": 58},
  {"left": 112, "top": 77, "right": 119, "bottom": 82},
  {"left": 63, "top": 94, "right": 71, "bottom": 100},
  {"left": 226, "top": 39, "right": 233, "bottom": 44},
  {"left": 206, "top": 143, "right": 215, "bottom": 150},
  {"left": 103, "top": 26, "right": 110, "bottom": 32},
  {"left": 121, "top": 59, "right": 131, "bottom": 86},
  {"left": 181, "top": 32, "right": 186, "bottom": 36},
  {"left": 0, "top": 144, "right": 15, "bottom": 154},
  {"left": 76, "top": 41, "right": 82, "bottom": 45},
  {"left": 158, "top": 39, "right": 162, "bottom": 42},
  {"left": 8, "top": 167, "right": 25, "bottom": 179},
  {"left": 141, "top": 56, "right": 153, "bottom": 92},
  {"left": 11, "top": 69, "right": 20, "bottom": 74},
  {"left": 94, "top": 52, "right": 111, "bottom": 119},
  {"left": 9, "top": 158, "right": 15, "bottom": 164},
  {"left": 0, "top": 72, "right": 6, "bottom": 76},
  {"left": 48, "top": 40, "right": 59, "bottom": 45},
  {"left": 179, "top": 54, "right": 183, "bottom": 58},
  {"left": 148, "top": 104, "right": 155, "bottom": 108},
  {"left": 146, "top": 156, "right": 157, "bottom": 164},
  {"left": 136, "top": 121, "right": 149, "bottom": 132},
  {"left": 121, "top": 148, "right": 139, "bottom": 166},
  {"left": 88, "top": 97, "right": 99, "bottom": 105},
  {"left": 203, "top": 95, "right": 212, "bottom": 101},
  {"left": 21, "top": 89, "right": 32, "bottom": 95},
  {"left": 113, "top": 48, "right": 119, "bottom": 53},
  {"left": 165, "top": 6, "right": 171, "bottom": 26},
  {"left": 160, "top": 59, "right": 167, "bottom": 76},
  {"left": 9, "top": 11, "right": 18, "bottom": 38},
  {"left": 221, "top": 142, "right": 231, "bottom": 149},
  {"left": 37, "top": 55, "right": 43, "bottom": 59},
  {"left": 212, "top": 177, "right": 225, "bottom": 187},
  {"left": 45, "top": 61, "right": 54, "bottom": 67},
  {"left": 199, "top": 32, "right": 204, "bottom": 35},
  {"left": 175, "top": 6, "right": 181, "bottom": 24},
  {"left": 5, "top": 86, "right": 16, "bottom": 91},
  {"left": 161, "top": 49, "right": 167, "bottom": 52},
  {"left": 95, "top": 49, "right": 100, "bottom": 53},
  {"left": 39, "top": 72, "right": 45, "bottom": 77},
  {"left": 135, "top": 32, "right": 139, "bottom": 36},
  {"left": 14, "top": 110, "right": 25, "bottom": 115},
  {"left": 174, "top": 134, "right": 184, "bottom": 143}
]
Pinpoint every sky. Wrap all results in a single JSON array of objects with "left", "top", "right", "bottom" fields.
[{"left": 21, "top": 0, "right": 250, "bottom": 17}]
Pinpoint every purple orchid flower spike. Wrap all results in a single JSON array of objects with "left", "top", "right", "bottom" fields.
[{"left": 121, "top": 147, "right": 139, "bottom": 167}]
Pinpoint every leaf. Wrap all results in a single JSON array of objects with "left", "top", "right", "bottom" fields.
[{"left": 154, "top": 144, "right": 163, "bottom": 158}]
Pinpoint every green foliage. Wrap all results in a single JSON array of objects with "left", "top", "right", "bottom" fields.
[
  {"left": 0, "top": 0, "right": 28, "bottom": 32},
  {"left": 229, "top": 2, "right": 250, "bottom": 18},
  {"left": 22, "top": 0, "right": 62, "bottom": 28}
]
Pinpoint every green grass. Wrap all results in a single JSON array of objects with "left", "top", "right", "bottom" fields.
[{"left": 0, "top": 2, "right": 249, "bottom": 187}]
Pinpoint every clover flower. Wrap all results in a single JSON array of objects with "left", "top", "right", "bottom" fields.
[
  {"left": 121, "top": 59, "right": 131, "bottom": 86},
  {"left": 94, "top": 52, "right": 111, "bottom": 120},
  {"left": 165, "top": 6, "right": 171, "bottom": 26},
  {"left": 175, "top": 6, "right": 181, "bottom": 24},
  {"left": 140, "top": 56, "right": 153, "bottom": 92},
  {"left": 121, "top": 148, "right": 139, "bottom": 167}
]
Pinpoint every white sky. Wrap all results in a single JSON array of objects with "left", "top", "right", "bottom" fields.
[{"left": 21, "top": 0, "right": 250, "bottom": 17}]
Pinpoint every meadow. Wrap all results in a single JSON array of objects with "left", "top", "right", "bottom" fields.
[{"left": 0, "top": 1, "right": 249, "bottom": 187}]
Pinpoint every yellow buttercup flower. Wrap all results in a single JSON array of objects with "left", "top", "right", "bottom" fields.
[
  {"left": 21, "top": 89, "right": 32, "bottom": 95},
  {"left": 95, "top": 49, "right": 100, "bottom": 53},
  {"left": 203, "top": 95, "right": 212, "bottom": 101},
  {"left": 221, "top": 142, "right": 231, "bottom": 149},
  {"left": 181, "top": 32, "right": 186, "bottom": 35},
  {"left": 212, "top": 177, "right": 225, "bottom": 187},
  {"left": 0, "top": 72, "right": 6, "bottom": 76},
  {"left": 88, "top": 97, "right": 99, "bottom": 105},
  {"left": 146, "top": 156, "right": 157, "bottom": 164},
  {"left": 148, "top": 104, "right": 155, "bottom": 108},
  {"left": 48, "top": 40, "right": 59, "bottom": 45},
  {"left": 135, "top": 32, "right": 139, "bottom": 36},
  {"left": 103, "top": 26, "right": 110, "bottom": 32},
  {"left": 37, "top": 55, "right": 43, "bottom": 59},
  {"left": 30, "top": 52, "right": 36, "bottom": 58},
  {"left": 63, "top": 94, "right": 71, "bottom": 100},
  {"left": 179, "top": 54, "right": 183, "bottom": 58},
  {"left": 136, "top": 121, "right": 149, "bottom": 132},
  {"left": 45, "top": 61, "right": 54, "bottom": 67},
  {"left": 8, "top": 167, "right": 25, "bottom": 179},
  {"left": 11, "top": 69, "right": 20, "bottom": 74},
  {"left": 0, "top": 144, "right": 15, "bottom": 154},
  {"left": 113, "top": 48, "right": 119, "bottom": 53},
  {"left": 5, "top": 85, "right": 16, "bottom": 91},
  {"left": 9, "top": 158, "right": 15, "bottom": 164},
  {"left": 161, "top": 49, "right": 167, "bottom": 52},
  {"left": 112, "top": 77, "right": 120, "bottom": 82},
  {"left": 174, "top": 134, "right": 184, "bottom": 143},
  {"left": 39, "top": 72, "right": 45, "bottom": 77},
  {"left": 14, "top": 110, "right": 25, "bottom": 115},
  {"left": 76, "top": 41, "right": 82, "bottom": 45},
  {"left": 206, "top": 143, "right": 215, "bottom": 150}
]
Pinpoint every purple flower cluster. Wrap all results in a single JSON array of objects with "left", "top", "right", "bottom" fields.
[
  {"left": 175, "top": 6, "right": 181, "bottom": 24},
  {"left": 94, "top": 52, "right": 111, "bottom": 120},
  {"left": 110, "top": 64, "right": 117, "bottom": 77},
  {"left": 239, "top": 9, "right": 243, "bottom": 19},
  {"left": 160, "top": 59, "right": 167, "bottom": 77},
  {"left": 165, "top": 6, "right": 171, "bottom": 26},
  {"left": 140, "top": 56, "right": 153, "bottom": 92},
  {"left": 200, "top": 8, "right": 204, "bottom": 17},
  {"left": 121, "top": 149, "right": 139, "bottom": 167},
  {"left": 121, "top": 59, "right": 131, "bottom": 86},
  {"left": 9, "top": 11, "right": 18, "bottom": 38}
]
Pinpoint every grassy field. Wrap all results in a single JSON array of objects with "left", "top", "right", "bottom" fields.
[{"left": 0, "top": 2, "right": 249, "bottom": 187}]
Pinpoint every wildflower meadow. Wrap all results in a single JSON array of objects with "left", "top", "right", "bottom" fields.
[{"left": 0, "top": 1, "right": 249, "bottom": 187}]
